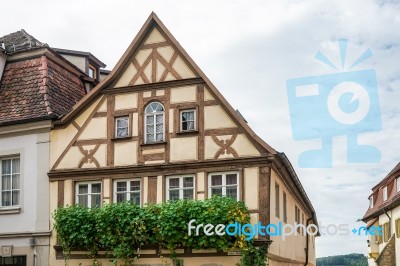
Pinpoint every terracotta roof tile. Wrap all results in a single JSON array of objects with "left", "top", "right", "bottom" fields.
[{"left": 0, "top": 55, "right": 86, "bottom": 126}]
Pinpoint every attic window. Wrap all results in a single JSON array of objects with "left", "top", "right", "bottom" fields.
[
  {"left": 383, "top": 186, "right": 388, "bottom": 201},
  {"left": 370, "top": 196, "right": 374, "bottom": 208},
  {"left": 397, "top": 177, "right": 400, "bottom": 192},
  {"left": 88, "top": 65, "right": 96, "bottom": 79}
]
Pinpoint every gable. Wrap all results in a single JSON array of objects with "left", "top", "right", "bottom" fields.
[{"left": 114, "top": 27, "right": 197, "bottom": 88}]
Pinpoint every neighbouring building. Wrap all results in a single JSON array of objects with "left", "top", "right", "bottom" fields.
[
  {"left": 363, "top": 163, "right": 400, "bottom": 266},
  {"left": 48, "top": 13, "right": 318, "bottom": 266},
  {"left": 0, "top": 30, "right": 106, "bottom": 266}
]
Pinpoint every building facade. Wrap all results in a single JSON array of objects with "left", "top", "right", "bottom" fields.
[
  {"left": 48, "top": 13, "right": 318, "bottom": 266},
  {"left": 0, "top": 30, "right": 105, "bottom": 266},
  {"left": 363, "top": 163, "right": 400, "bottom": 266}
]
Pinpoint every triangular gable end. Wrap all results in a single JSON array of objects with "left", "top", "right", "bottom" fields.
[
  {"left": 57, "top": 12, "right": 276, "bottom": 156},
  {"left": 114, "top": 21, "right": 198, "bottom": 88}
]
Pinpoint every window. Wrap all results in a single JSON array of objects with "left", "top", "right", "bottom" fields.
[
  {"left": 283, "top": 192, "right": 287, "bottom": 223},
  {"left": 0, "top": 256, "right": 26, "bottom": 266},
  {"left": 295, "top": 206, "right": 300, "bottom": 224},
  {"left": 166, "top": 175, "right": 194, "bottom": 201},
  {"left": 114, "top": 179, "right": 141, "bottom": 206},
  {"left": 115, "top": 117, "right": 129, "bottom": 138},
  {"left": 397, "top": 177, "right": 400, "bottom": 192},
  {"left": 275, "top": 183, "right": 280, "bottom": 218},
  {"left": 383, "top": 222, "right": 390, "bottom": 242},
  {"left": 383, "top": 186, "right": 388, "bottom": 201},
  {"left": 180, "top": 109, "right": 196, "bottom": 132},
  {"left": 1, "top": 157, "right": 20, "bottom": 207},
  {"left": 88, "top": 65, "right": 96, "bottom": 79},
  {"left": 396, "top": 218, "right": 400, "bottom": 238},
  {"left": 370, "top": 196, "right": 374, "bottom": 208},
  {"left": 145, "top": 102, "right": 164, "bottom": 143},
  {"left": 76, "top": 182, "right": 101, "bottom": 208},
  {"left": 208, "top": 172, "right": 239, "bottom": 200}
]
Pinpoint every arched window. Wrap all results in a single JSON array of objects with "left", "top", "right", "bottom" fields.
[{"left": 145, "top": 102, "right": 164, "bottom": 143}]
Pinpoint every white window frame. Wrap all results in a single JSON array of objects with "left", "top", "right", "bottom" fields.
[
  {"left": 113, "top": 178, "right": 141, "bottom": 206},
  {"left": 144, "top": 102, "right": 165, "bottom": 144},
  {"left": 370, "top": 195, "right": 374, "bottom": 208},
  {"left": 75, "top": 181, "right": 102, "bottom": 208},
  {"left": 208, "top": 172, "right": 239, "bottom": 201},
  {"left": 383, "top": 186, "right": 388, "bottom": 201},
  {"left": 115, "top": 116, "right": 130, "bottom": 138},
  {"left": 180, "top": 109, "right": 196, "bottom": 132},
  {"left": 0, "top": 157, "right": 20, "bottom": 208},
  {"left": 166, "top": 175, "right": 195, "bottom": 201}
]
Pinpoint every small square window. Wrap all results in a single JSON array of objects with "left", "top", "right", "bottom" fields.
[
  {"left": 180, "top": 109, "right": 196, "bottom": 132},
  {"left": 115, "top": 117, "right": 129, "bottom": 138}
]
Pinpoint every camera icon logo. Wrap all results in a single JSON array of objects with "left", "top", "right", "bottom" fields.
[{"left": 286, "top": 39, "right": 382, "bottom": 168}]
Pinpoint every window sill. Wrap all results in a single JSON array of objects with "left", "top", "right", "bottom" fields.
[
  {"left": 140, "top": 141, "right": 167, "bottom": 146},
  {"left": 111, "top": 136, "right": 133, "bottom": 141},
  {"left": 0, "top": 206, "right": 21, "bottom": 215},
  {"left": 177, "top": 130, "right": 198, "bottom": 135}
]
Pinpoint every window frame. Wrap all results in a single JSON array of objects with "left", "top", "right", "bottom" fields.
[
  {"left": 397, "top": 177, "right": 400, "bottom": 193},
  {"left": 115, "top": 116, "right": 130, "bottom": 138},
  {"left": 180, "top": 109, "right": 196, "bottom": 132},
  {"left": 283, "top": 191, "right": 287, "bottom": 223},
  {"left": 383, "top": 186, "right": 388, "bottom": 201},
  {"left": 0, "top": 157, "right": 21, "bottom": 208},
  {"left": 166, "top": 175, "right": 195, "bottom": 201},
  {"left": 113, "top": 178, "right": 141, "bottom": 206},
  {"left": 75, "top": 181, "right": 102, "bottom": 208},
  {"left": 208, "top": 172, "right": 239, "bottom": 201},
  {"left": 88, "top": 65, "right": 97, "bottom": 79},
  {"left": 275, "top": 182, "right": 280, "bottom": 218},
  {"left": 144, "top": 102, "right": 165, "bottom": 144}
]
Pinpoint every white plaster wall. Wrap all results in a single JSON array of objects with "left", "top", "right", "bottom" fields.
[{"left": 0, "top": 132, "right": 50, "bottom": 240}]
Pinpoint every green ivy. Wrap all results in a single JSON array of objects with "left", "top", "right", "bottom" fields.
[{"left": 53, "top": 197, "right": 267, "bottom": 266}]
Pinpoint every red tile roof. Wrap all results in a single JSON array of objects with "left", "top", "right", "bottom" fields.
[{"left": 0, "top": 55, "right": 86, "bottom": 126}]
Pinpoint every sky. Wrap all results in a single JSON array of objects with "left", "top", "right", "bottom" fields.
[{"left": 3, "top": 0, "right": 400, "bottom": 258}]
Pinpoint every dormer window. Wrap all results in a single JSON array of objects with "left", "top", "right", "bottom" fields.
[
  {"left": 88, "top": 65, "right": 96, "bottom": 79},
  {"left": 370, "top": 196, "right": 374, "bottom": 208},
  {"left": 144, "top": 102, "right": 164, "bottom": 143},
  {"left": 383, "top": 186, "right": 388, "bottom": 201}
]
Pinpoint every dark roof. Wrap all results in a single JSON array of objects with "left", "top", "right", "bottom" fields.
[
  {"left": 52, "top": 47, "right": 106, "bottom": 68},
  {"left": 0, "top": 55, "right": 86, "bottom": 126},
  {"left": 0, "top": 29, "right": 48, "bottom": 55}
]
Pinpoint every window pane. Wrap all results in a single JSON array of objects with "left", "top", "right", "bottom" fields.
[
  {"left": 130, "top": 192, "right": 140, "bottom": 205},
  {"left": 211, "top": 188, "right": 223, "bottom": 196},
  {"left": 211, "top": 175, "right": 222, "bottom": 186},
  {"left": 183, "top": 189, "right": 193, "bottom": 200},
  {"left": 156, "top": 123, "right": 163, "bottom": 133},
  {"left": 147, "top": 134, "right": 154, "bottom": 142},
  {"left": 226, "top": 174, "right": 237, "bottom": 185},
  {"left": 2, "top": 175, "right": 11, "bottom": 190},
  {"left": 116, "top": 193, "right": 126, "bottom": 203},
  {"left": 117, "top": 182, "right": 127, "bottom": 192},
  {"left": 226, "top": 187, "right": 238, "bottom": 200},
  {"left": 146, "top": 115, "right": 154, "bottom": 124},
  {"left": 117, "top": 118, "right": 128, "bottom": 128},
  {"left": 156, "top": 114, "right": 163, "bottom": 124},
  {"left": 12, "top": 158, "right": 20, "bottom": 173},
  {"left": 169, "top": 190, "right": 179, "bottom": 201},
  {"left": 182, "top": 121, "right": 188, "bottom": 131},
  {"left": 12, "top": 191, "right": 19, "bottom": 205},
  {"left": 117, "top": 127, "right": 128, "bottom": 138},
  {"left": 91, "top": 183, "right": 101, "bottom": 193},
  {"left": 146, "top": 124, "right": 154, "bottom": 134},
  {"left": 92, "top": 195, "right": 101, "bottom": 207},
  {"left": 169, "top": 178, "right": 179, "bottom": 189},
  {"left": 78, "top": 184, "right": 88, "bottom": 194},
  {"left": 2, "top": 160, "right": 11, "bottom": 175},
  {"left": 77, "top": 195, "right": 88, "bottom": 207},
  {"left": 2, "top": 191, "right": 11, "bottom": 206},
  {"left": 130, "top": 181, "right": 140, "bottom": 191},
  {"left": 187, "top": 121, "right": 194, "bottom": 130},
  {"left": 156, "top": 133, "right": 163, "bottom": 141},
  {"left": 183, "top": 177, "right": 193, "bottom": 188},
  {"left": 12, "top": 174, "right": 19, "bottom": 189}
]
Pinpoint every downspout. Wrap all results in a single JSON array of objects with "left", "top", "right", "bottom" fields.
[
  {"left": 304, "top": 217, "right": 313, "bottom": 266},
  {"left": 384, "top": 208, "right": 391, "bottom": 236}
]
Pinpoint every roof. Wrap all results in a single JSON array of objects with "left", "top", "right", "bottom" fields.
[
  {"left": 0, "top": 29, "right": 48, "bottom": 55},
  {"left": 0, "top": 54, "right": 86, "bottom": 126},
  {"left": 52, "top": 47, "right": 106, "bottom": 68},
  {"left": 363, "top": 162, "right": 400, "bottom": 221}
]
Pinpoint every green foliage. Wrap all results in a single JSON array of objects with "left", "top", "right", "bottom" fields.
[
  {"left": 237, "top": 243, "right": 268, "bottom": 266},
  {"left": 317, "top": 253, "right": 368, "bottom": 266},
  {"left": 53, "top": 197, "right": 263, "bottom": 266}
]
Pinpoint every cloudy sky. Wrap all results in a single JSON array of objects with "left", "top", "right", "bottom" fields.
[{"left": 3, "top": 0, "right": 400, "bottom": 258}]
